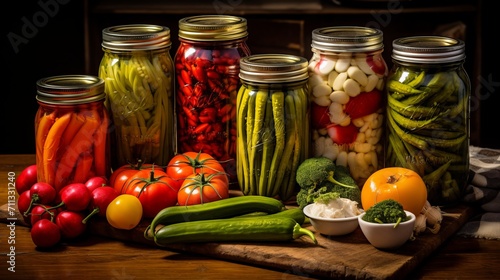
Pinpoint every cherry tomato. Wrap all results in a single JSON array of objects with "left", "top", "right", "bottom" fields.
[
  {"left": 30, "top": 205, "right": 58, "bottom": 226},
  {"left": 16, "top": 164, "right": 37, "bottom": 195},
  {"left": 17, "top": 190, "right": 32, "bottom": 220},
  {"left": 83, "top": 186, "right": 120, "bottom": 223},
  {"left": 166, "top": 151, "right": 226, "bottom": 191},
  {"left": 85, "top": 176, "right": 109, "bottom": 194},
  {"left": 31, "top": 219, "right": 61, "bottom": 248},
  {"left": 109, "top": 160, "right": 154, "bottom": 194},
  {"left": 56, "top": 210, "right": 87, "bottom": 239},
  {"left": 178, "top": 172, "right": 229, "bottom": 206},
  {"left": 106, "top": 194, "right": 143, "bottom": 230},
  {"left": 55, "top": 183, "right": 91, "bottom": 212},
  {"left": 361, "top": 167, "right": 428, "bottom": 216},
  {"left": 311, "top": 103, "right": 331, "bottom": 129},
  {"left": 122, "top": 167, "right": 178, "bottom": 218}
]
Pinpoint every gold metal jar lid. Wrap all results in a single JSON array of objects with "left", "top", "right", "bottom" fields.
[
  {"left": 311, "top": 26, "right": 384, "bottom": 53},
  {"left": 178, "top": 15, "right": 248, "bottom": 41},
  {"left": 239, "top": 54, "right": 309, "bottom": 83},
  {"left": 102, "top": 24, "right": 171, "bottom": 51},
  {"left": 392, "top": 36, "right": 465, "bottom": 64},
  {"left": 36, "top": 75, "right": 105, "bottom": 105}
]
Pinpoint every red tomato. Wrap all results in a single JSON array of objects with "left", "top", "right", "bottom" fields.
[
  {"left": 56, "top": 210, "right": 87, "bottom": 239},
  {"left": 361, "top": 167, "right": 427, "bottom": 216},
  {"left": 85, "top": 176, "right": 109, "bottom": 194},
  {"left": 166, "top": 151, "right": 226, "bottom": 191},
  {"left": 178, "top": 172, "right": 229, "bottom": 206},
  {"left": 311, "top": 103, "right": 331, "bottom": 129},
  {"left": 109, "top": 160, "right": 154, "bottom": 194},
  {"left": 122, "top": 167, "right": 178, "bottom": 219}
]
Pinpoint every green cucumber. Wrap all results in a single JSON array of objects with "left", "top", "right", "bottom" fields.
[
  {"left": 145, "top": 196, "right": 285, "bottom": 239},
  {"left": 153, "top": 217, "right": 317, "bottom": 245}
]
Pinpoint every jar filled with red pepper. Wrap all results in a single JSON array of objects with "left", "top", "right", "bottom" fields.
[
  {"left": 175, "top": 15, "right": 251, "bottom": 186},
  {"left": 35, "top": 75, "right": 111, "bottom": 192},
  {"left": 307, "top": 26, "right": 388, "bottom": 188}
]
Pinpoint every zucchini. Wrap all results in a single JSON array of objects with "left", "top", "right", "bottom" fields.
[
  {"left": 153, "top": 217, "right": 317, "bottom": 245},
  {"left": 145, "top": 195, "right": 285, "bottom": 239}
]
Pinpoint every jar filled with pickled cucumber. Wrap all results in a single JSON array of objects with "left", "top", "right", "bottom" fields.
[
  {"left": 35, "top": 75, "right": 111, "bottom": 192},
  {"left": 175, "top": 15, "right": 251, "bottom": 186},
  {"left": 385, "top": 36, "right": 470, "bottom": 206},
  {"left": 237, "top": 54, "right": 309, "bottom": 201},
  {"left": 99, "top": 24, "right": 175, "bottom": 169},
  {"left": 308, "top": 26, "right": 388, "bottom": 187}
]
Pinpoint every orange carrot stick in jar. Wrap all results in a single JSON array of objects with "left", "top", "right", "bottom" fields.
[
  {"left": 35, "top": 111, "right": 56, "bottom": 182},
  {"left": 73, "top": 152, "right": 94, "bottom": 184},
  {"left": 54, "top": 113, "right": 100, "bottom": 191},
  {"left": 42, "top": 112, "right": 72, "bottom": 187}
]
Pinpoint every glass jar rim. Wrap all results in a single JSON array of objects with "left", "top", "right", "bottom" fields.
[
  {"left": 239, "top": 54, "right": 309, "bottom": 83},
  {"left": 311, "top": 26, "right": 384, "bottom": 53},
  {"left": 392, "top": 36, "right": 465, "bottom": 64},
  {"left": 36, "top": 75, "right": 105, "bottom": 105},
  {"left": 102, "top": 24, "right": 171, "bottom": 51},
  {"left": 178, "top": 15, "right": 248, "bottom": 41}
]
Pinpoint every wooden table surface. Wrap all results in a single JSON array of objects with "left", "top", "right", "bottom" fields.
[{"left": 1, "top": 154, "right": 499, "bottom": 280}]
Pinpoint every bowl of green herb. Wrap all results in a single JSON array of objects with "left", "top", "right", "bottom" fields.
[{"left": 358, "top": 199, "right": 416, "bottom": 250}]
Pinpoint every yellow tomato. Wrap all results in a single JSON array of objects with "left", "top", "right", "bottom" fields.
[
  {"left": 106, "top": 194, "right": 143, "bottom": 230},
  {"left": 361, "top": 167, "right": 427, "bottom": 216}
]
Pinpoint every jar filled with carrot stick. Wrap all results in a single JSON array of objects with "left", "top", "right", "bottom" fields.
[
  {"left": 35, "top": 75, "right": 111, "bottom": 192},
  {"left": 99, "top": 24, "right": 175, "bottom": 170},
  {"left": 175, "top": 15, "right": 251, "bottom": 186}
]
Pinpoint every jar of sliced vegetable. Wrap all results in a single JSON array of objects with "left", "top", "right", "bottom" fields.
[
  {"left": 237, "top": 54, "right": 309, "bottom": 202},
  {"left": 307, "top": 26, "right": 388, "bottom": 188},
  {"left": 35, "top": 75, "right": 111, "bottom": 192},
  {"left": 99, "top": 24, "right": 175, "bottom": 169},
  {"left": 175, "top": 15, "right": 251, "bottom": 186},
  {"left": 385, "top": 36, "right": 471, "bottom": 206}
]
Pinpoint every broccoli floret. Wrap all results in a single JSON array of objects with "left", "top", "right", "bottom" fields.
[
  {"left": 362, "top": 199, "right": 409, "bottom": 227},
  {"left": 295, "top": 157, "right": 360, "bottom": 209},
  {"left": 313, "top": 192, "right": 340, "bottom": 204}
]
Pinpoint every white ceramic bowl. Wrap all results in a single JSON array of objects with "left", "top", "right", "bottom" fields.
[
  {"left": 358, "top": 210, "right": 416, "bottom": 250},
  {"left": 302, "top": 204, "right": 361, "bottom": 236}
]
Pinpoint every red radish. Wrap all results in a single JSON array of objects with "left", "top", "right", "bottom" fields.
[
  {"left": 85, "top": 176, "right": 109, "bottom": 194},
  {"left": 15, "top": 164, "right": 37, "bottom": 195},
  {"left": 344, "top": 90, "right": 382, "bottom": 119},
  {"left": 24, "top": 182, "right": 56, "bottom": 215},
  {"left": 311, "top": 103, "right": 331, "bottom": 129},
  {"left": 56, "top": 210, "right": 87, "bottom": 239},
  {"left": 51, "top": 183, "right": 91, "bottom": 212},
  {"left": 31, "top": 219, "right": 61, "bottom": 248},
  {"left": 327, "top": 123, "right": 358, "bottom": 144},
  {"left": 82, "top": 186, "right": 119, "bottom": 224},
  {"left": 30, "top": 205, "right": 58, "bottom": 227}
]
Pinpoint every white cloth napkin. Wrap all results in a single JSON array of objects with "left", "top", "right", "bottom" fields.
[{"left": 457, "top": 146, "right": 500, "bottom": 239}]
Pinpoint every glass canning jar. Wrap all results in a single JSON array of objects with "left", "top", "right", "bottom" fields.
[
  {"left": 385, "top": 36, "right": 471, "bottom": 206},
  {"left": 99, "top": 24, "right": 175, "bottom": 169},
  {"left": 308, "top": 26, "right": 388, "bottom": 188},
  {"left": 35, "top": 75, "right": 110, "bottom": 192},
  {"left": 175, "top": 15, "right": 251, "bottom": 186},
  {"left": 237, "top": 54, "right": 309, "bottom": 201}
]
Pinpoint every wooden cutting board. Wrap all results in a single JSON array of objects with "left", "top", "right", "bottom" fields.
[{"left": 0, "top": 201, "right": 475, "bottom": 279}]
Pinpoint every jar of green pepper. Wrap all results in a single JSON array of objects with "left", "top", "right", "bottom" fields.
[{"left": 385, "top": 36, "right": 471, "bottom": 206}]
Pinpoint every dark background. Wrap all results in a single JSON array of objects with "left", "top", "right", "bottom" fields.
[{"left": 2, "top": 0, "right": 498, "bottom": 155}]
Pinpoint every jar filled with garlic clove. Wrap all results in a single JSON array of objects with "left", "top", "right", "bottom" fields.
[{"left": 307, "top": 26, "right": 388, "bottom": 187}]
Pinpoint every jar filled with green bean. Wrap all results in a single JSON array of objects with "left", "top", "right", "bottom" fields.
[
  {"left": 385, "top": 36, "right": 471, "bottom": 206},
  {"left": 237, "top": 54, "right": 309, "bottom": 201},
  {"left": 99, "top": 24, "right": 175, "bottom": 169}
]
